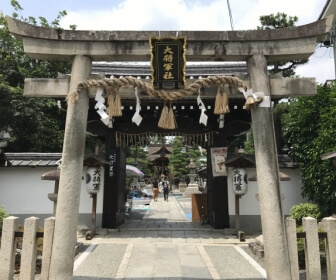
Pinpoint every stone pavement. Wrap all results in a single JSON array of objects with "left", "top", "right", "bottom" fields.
[{"left": 74, "top": 192, "right": 267, "bottom": 279}]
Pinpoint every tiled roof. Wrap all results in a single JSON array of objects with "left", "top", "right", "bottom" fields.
[
  {"left": 4, "top": 153, "right": 62, "bottom": 167},
  {"left": 147, "top": 145, "right": 173, "bottom": 161},
  {"left": 3, "top": 152, "right": 296, "bottom": 169},
  {"left": 92, "top": 62, "right": 247, "bottom": 78},
  {"left": 225, "top": 154, "right": 296, "bottom": 169},
  {"left": 4, "top": 153, "right": 110, "bottom": 167}
]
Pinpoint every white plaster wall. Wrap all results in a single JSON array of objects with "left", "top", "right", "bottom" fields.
[
  {"left": 227, "top": 168, "right": 308, "bottom": 216},
  {"left": 0, "top": 166, "right": 104, "bottom": 216}
]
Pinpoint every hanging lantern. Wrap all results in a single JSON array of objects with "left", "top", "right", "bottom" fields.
[
  {"left": 232, "top": 168, "right": 248, "bottom": 196},
  {"left": 86, "top": 167, "right": 102, "bottom": 194}
]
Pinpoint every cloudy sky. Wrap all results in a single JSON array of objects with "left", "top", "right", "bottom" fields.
[{"left": 1, "top": 0, "right": 334, "bottom": 84}]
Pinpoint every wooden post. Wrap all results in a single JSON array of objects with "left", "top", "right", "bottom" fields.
[{"left": 235, "top": 195, "right": 240, "bottom": 230}]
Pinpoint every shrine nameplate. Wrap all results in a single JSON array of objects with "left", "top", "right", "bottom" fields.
[{"left": 149, "top": 36, "right": 186, "bottom": 90}]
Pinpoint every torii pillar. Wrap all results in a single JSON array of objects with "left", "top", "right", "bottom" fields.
[
  {"left": 48, "top": 55, "right": 92, "bottom": 279},
  {"left": 248, "top": 54, "right": 291, "bottom": 279}
]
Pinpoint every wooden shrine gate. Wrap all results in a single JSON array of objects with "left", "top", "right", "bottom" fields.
[{"left": 6, "top": 15, "right": 333, "bottom": 280}]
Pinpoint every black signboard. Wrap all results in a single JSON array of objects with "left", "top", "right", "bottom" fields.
[
  {"left": 107, "top": 149, "right": 117, "bottom": 178},
  {"left": 149, "top": 37, "right": 186, "bottom": 89}
]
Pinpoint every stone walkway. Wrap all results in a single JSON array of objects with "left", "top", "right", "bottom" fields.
[{"left": 73, "top": 193, "right": 267, "bottom": 279}]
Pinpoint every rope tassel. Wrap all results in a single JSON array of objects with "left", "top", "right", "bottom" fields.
[
  {"left": 167, "top": 103, "right": 177, "bottom": 129},
  {"left": 158, "top": 102, "right": 177, "bottom": 130},
  {"left": 108, "top": 87, "right": 122, "bottom": 117},
  {"left": 107, "top": 88, "right": 114, "bottom": 117},
  {"left": 214, "top": 86, "right": 223, "bottom": 114},
  {"left": 214, "top": 85, "right": 230, "bottom": 114},
  {"left": 114, "top": 89, "right": 122, "bottom": 116},
  {"left": 221, "top": 91, "right": 230, "bottom": 114},
  {"left": 158, "top": 104, "right": 169, "bottom": 129}
]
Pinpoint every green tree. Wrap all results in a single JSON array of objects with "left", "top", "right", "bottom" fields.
[
  {"left": 257, "top": 12, "right": 307, "bottom": 77},
  {"left": 126, "top": 145, "right": 151, "bottom": 177},
  {"left": 0, "top": 1, "right": 74, "bottom": 152},
  {"left": 285, "top": 83, "right": 336, "bottom": 214},
  {"left": 0, "top": 83, "right": 66, "bottom": 152},
  {"left": 168, "top": 137, "right": 201, "bottom": 181},
  {"left": 243, "top": 132, "right": 255, "bottom": 154},
  {"left": 0, "top": 205, "right": 9, "bottom": 231}
]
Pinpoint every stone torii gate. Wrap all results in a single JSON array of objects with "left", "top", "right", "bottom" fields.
[{"left": 6, "top": 15, "right": 333, "bottom": 280}]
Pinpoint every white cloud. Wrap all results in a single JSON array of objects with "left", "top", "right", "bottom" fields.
[
  {"left": 58, "top": 0, "right": 333, "bottom": 83},
  {"left": 61, "top": 0, "right": 232, "bottom": 31},
  {"left": 60, "top": 0, "right": 325, "bottom": 31},
  {"left": 296, "top": 47, "right": 335, "bottom": 83}
]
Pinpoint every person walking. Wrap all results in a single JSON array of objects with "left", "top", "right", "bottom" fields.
[
  {"left": 152, "top": 177, "right": 159, "bottom": 201},
  {"left": 162, "top": 177, "right": 169, "bottom": 201}
]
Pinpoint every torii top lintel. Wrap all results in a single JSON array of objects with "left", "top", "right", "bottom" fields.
[{"left": 6, "top": 15, "right": 333, "bottom": 62}]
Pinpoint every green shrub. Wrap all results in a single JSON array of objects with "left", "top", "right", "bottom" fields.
[
  {"left": 0, "top": 205, "right": 9, "bottom": 231},
  {"left": 289, "top": 203, "right": 322, "bottom": 226}
]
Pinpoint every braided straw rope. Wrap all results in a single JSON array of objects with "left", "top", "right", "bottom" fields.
[{"left": 67, "top": 75, "right": 249, "bottom": 103}]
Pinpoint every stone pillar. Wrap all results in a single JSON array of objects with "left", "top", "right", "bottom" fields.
[
  {"left": 285, "top": 218, "right": 299, "bottom": 280},
  {"left": 322, "top": 217, "right": 336, "bottom": 279},
  {"left": 41, "top": 217, "right": 56, "bottom": 280},
  {"left": 0, "top": 216, "right": 18, "bottom": 280},
  {"left": 247, "top": 54, "right": 291, "bottom": 280},
  {"left": 20, "top": 217, "right": 39, "bottom": 280},
  {"left": 49, "top": 55, "right": 92, "bottom": 280},
  {"left": 334, "top": 38, "right": 336, "bottom": 79},
  {"left": 302, "top": 217, "right": 321, "bottom": 279}
]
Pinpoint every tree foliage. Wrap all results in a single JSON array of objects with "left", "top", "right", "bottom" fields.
[
  {"left": 168, "top": 137, "right": 201, "bottom": 181},
  {"left": 289, "top": 203, "right": 322, "bottom": 226},
  {"left": 257, "top": 12, "right": 307, "bottom": 77},
  {"left": 258, "top": 12, "right": 298, "bottom": 30},
  {"left": 0, "top": 205, "right": 9, "bottom": 230},
  {"left": 0, "top": 84, "right": 66, "bottom": 152},
  {"left": 126, "top": 145, "right": 151, "bottom": 177},
  {"left": 0, "top": 1, "right": 74, "bottom": 152},
  {"left": 285, "top": 83, "right": 336, "bottom": 214}
]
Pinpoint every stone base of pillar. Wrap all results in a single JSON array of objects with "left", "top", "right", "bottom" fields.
[
  {"left": 184, "top": 183, "right": 201, "bottom": 195},
  {"left": 248, "top": 235, "right": 264, "bottom": 258},
  {"left": 178, "top": 183, "right": 187, "bottom": 192}
]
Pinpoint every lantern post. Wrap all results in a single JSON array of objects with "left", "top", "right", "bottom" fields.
[
  {"left": 232, "top": 167, "right": 248, "bottom": 232},
  {"left": 83, "top": 155, "right": 110, "bottom": 240},
  {"left": 224, "top": 151, "right": 255, "bottom": 241}
]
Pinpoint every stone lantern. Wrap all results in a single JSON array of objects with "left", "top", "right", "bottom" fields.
[
  {"left": 41, "top": 169, "right": 60, "bottom": 216},
  {"left": 187, "top": 159, "right": 197, "bottom": 183},
  {"left": 184, "top": 159, "right": 201, "bottom": 195}
]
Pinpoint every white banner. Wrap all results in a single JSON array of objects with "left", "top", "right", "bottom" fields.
[{"left": 210, "top": 147, "right": 227, "bottom": 177}]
